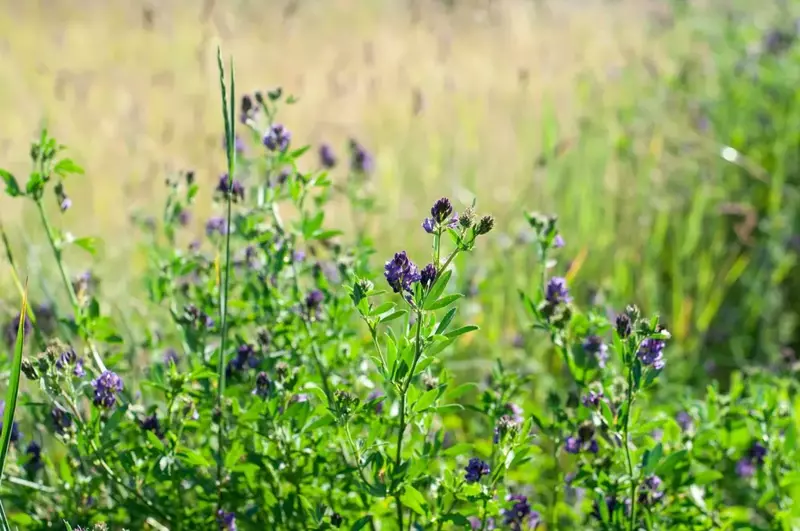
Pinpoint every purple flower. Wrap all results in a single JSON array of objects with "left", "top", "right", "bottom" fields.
[
  {"left": 748, "top": 441, "right": 767, "bottom": 464},
  {"left": 60, "top": 197, "right": 72, "bottom": 212},
  {"left": 51, "top": 408, "right": 73, "bottom": 434},
  {"left": 422, "top": 218, "right": 435, "bottom": 234},
  {"left": 675, "top": 411, "right": 693, "bottom": 432},
  {"left": 583, "top": 335, "right": 608, "bottom": 368},
  {"left": 384, "top": 251, "right": 421, "bottom": 293},
  {"left": 503, "top": 402, "right": 524, "bottom": 424},
  {"left": 164, "top": 348, "right": 179, "bottom": 366},
  {"left": 263, "top": 124, "right": 291, "bottom": 152},
  {"left": 140, "top": 413, "right": 162, "bottom": 437},
  {"left": 503, "top": 494, "right": 541, "bottom": 530},
  {"left": 305, "top": 290, "right": 324, "bottom": 312},
  {"left": 290, "top": 393, "right": 309, "bottom": 404},
  {"left": 581, "top": 390, "right": 603, "bottom": 408},
  {"left": 367, "top": 389, "right": 384, "bottom": 414},
  {"left": 637, "top": 338, "right": 666, "bottom": 369},
  {"left": 430, "top": 198, "right": 454, "bottom": 224},
  {"left": 468, "top": 516, "right": 495, "bottom": 530},
  {"left": 545, "top": 277, "right": 571, "bottom": 305},
  {"left": 349, "top": 139, "right": 374, "bottom": 174},
  {"left": 55, "top": 347, "right": 77, "bottom": 371},
  {"left": 553, "top": 234, "right": 565, "bottom": 248},
  {"left": 319, "top": 143, "right": 337, "bottom": 169},
  {"left": 293, "top": 250, "right": 306, "bottom": 262},
  {"left": 638, "top": 475, "right": 665, "bottom": 506},
  {"left": 736, "top": 458, "right": 756, "bottom": 478},
  {"left": 564, "top": 436, "right": 581, "bottom": 454},
  {"left": 178, "top": 209, "right": 191, "bottom": 226},
  {"left": 73, "top": 359, "right": 85, "bottom": 378},
  {"left": 464, "top": 457, "right": 490, "bottom": 483},
  {"left": 25, "top": 441, "right": 42, "bottom": 472},
  {"left": 420, "top": 263, "right": 437, "bottom": 289},
  {"left": 253, "top": 371, "right": 271, "bottom": 398},
  {"left": 216, "top": 173, "right": 245, "bottom": 202},
  {"left": 205, "top": 217, "right": 228, "bottom": 237},
  {"left": 217, "top": 509, "right": 236, "bottom": 531},
  {"left": 92, "top": 371, "right": 124, "bottom": 409}
]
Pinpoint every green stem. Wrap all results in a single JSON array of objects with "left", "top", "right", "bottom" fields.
[
  {"left": 624, "top": 362, "right": 637, "bottom": 531},
  {"left": 35, "top": 200, "right": 107, "bottom": 373}
]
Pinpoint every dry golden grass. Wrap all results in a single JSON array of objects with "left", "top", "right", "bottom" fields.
[{"left": 0, "top": 0, "right": 670, "bottom": 295}]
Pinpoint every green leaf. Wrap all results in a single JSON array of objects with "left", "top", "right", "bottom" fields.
[
  {"left": 350, "top": 515, "right": 372, "bottom": 531},
  {"left": 369, "top": 302, "right": 395, "bottom": 316},
  {"left": 445, "top": 325, "right": 479, "bottom": 339},
  {"left": 71, "top": 236, "right": 98, "bottom": 255},
  {"left": 380, "top": 310, "right": 407, "bottom": 324},
  {"left": 0, "top": 286, "right": 27, "bottom": 496},
  {"left": 146, "top": 430, "right": 165, "bottom": 452},
  {"left": 434, "top": 307, "right": 457, "bottom": 335},
  {"left": 424, "top": 293, "right": 463, "bottom": 311},
  {"left": 693, "top": 470, "right": 723, "bottom": 485},
  {"left": 413, "top": 388, "right": 439, "bottom": 413},
  {"left": 0, "top": 170, "right": 21, "bottom": 197},
  {"left": 178, "top": 447, "right": 211, "bottom": 467},
  {"left": 426, "top": 270, "right": 451, "bottom": 303},
  {"left": 401, "top": 485, "right": 429, "bottom": 516},
  {"left": 54, "top": 158, "right": 84, "bottom": 176}
]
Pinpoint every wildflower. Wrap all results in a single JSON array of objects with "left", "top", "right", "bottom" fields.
[
  {"left": 384, "top": 251, "right": 421, "bottom": 293},
  {"left": 367, "top": 389, "right": 384, "bottom": 414},
  {"left": 92, "top": 371, "right": 124, "bottom": 409},
  {"left": 638, "top": 475, "right": 665, "bottom": 506},
  {"left": 422, "top": 373, "right": 439, "bottom": 390},
  {"left": 494, "top": 414, "right": 520, "bottom": 443},
  {"left": 73, "top": 359, "right": 85, "bottom": 378},
  {"left": 545, "top": 277, "right": 571, "bottom": 305},
  {"left": 290, "top": 393, "right": 309, "bottom": 404},
  {"left": 164, "top": 348, "right": 179, "bottom": 366},
  {"left": 55, "top": 347, "right": 77, "bottom": 371},
  {"left": 464, "top": 457, "right": 491, "bottom": 483},
  {"left": 564, "top": 436, "right": 581, "bottom": 454},
  {"left": 637, "top": 338, "right": 666, "bottom": 369},
  {"left": 217, "top": 509, "right": 236, "bottom": 531},
  {"left": 139, "top": 413, "right": 162, "bottom": 437},
  {"left": 420, "top": 263, "right": 437, "bottom": 289},
  {"left": 216, "top": 173, "right": 245, "bottom": 202},
  {"left": 592, "top": 496, "right": 630, "bottom": 521},
  {"left": 227, "top": 344, "right": 258, "bottom": 376},
  {"left": 503, "top": 402, "right": 524, "bottom": 424},
  {"left": 51, "top": 408, "right": 73, "bottom": 434},
  {"left": 422, "top": 217, "right": 435, "bottom": 234},
  {"left": 330, "top": 512, "right": 343, "bottom": 528},
  {"left": 615, "top": 313, "right": 632, "bottom": 338},
  {"left": 565, "top": 422, "right": 599, "bottom": 454},
  {"left": 3, "top": 311, "right": 32, "bottom": 348},
  {"left": 293, "top": 250, "right": 306, "bottom": 262},
  {"left": 319, "top": 143, "right": 337, "bottom": 168},
  {"left": 0, "top": 401, "right": 20, "bottom": 443},
  {"left": 581, "top": 390, "right": 604, "bottom": 408},
  {"left": 431, "top": 198, "right": 454, "bottom": 224},
  {"left": 736, "top": 458, "right": 756, "bottom": 478},
  {"left": 178, "top": 209, "right": 191, "bottom": 226},
  {"left": 675, "top": 411, "right": 693, "bottom": 432},
  {"left": 205, "top": 217, "right": 227, "bottom": 237},
  {"left": 25, "top": 442, "right": 42, "bottom": 473},
  {"left": 253, "top": 372, "right": 271, "bottom": 398},
  {"left": 349, "top": 139, "right": 374, "bottom": 174},
  {"left": 305, "top": 290, "right": 325, "bottom": 316},
  {"left": 503, "top": 494, "right": 541, "bottom": 530},
  {"left": 749, "top": 441, "right": 767, "bottom": 464},
  {"left": 475, "top": 215, "right": 495, "bottom": 236},
  {"left": 263, "top": 124, "right": 291, "bottom": 152},
  {"left": 553, "top": 234, "right": 565, "bottom": 248},
  {"left": 468, "top": 516, "right": 496, "bottom": 530},
  {"left": 583, "top": 335, "right": 609, "bottom": 368}
]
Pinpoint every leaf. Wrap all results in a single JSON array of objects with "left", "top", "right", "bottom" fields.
[
  {"left": 424, "top": 293, "right": 463, "bottom": 311},
  {"left": 693, "top": 470, "right": 723, "bottom": 485},
  {"left": 146, "top": 430, "right": 165, "bottom": 452},
  {"left": 350, "top": 515, "right": 372, "bottom": 531},
  {"left": 0, "top": 283, "right": 27, "bottom": 494},
  {"left": 380, "top": 310, "right": 407, "bottom": 323},
  {"left": 71, "top": 236, "right": 98, "bottom": 256},
  {"left": 426, "top": 270, "right": 451, "bottom": 304},
  {"left": 369, "top": 302, "right": 395, "bottom": 316},
  {"left": 413, "top": 388, "right": 439, "bottom": 413},
  {"left": 178, "top": 447, "right": 211, "bottom": 467},
  {"left": 53, "top": 158, "right": 84, "bottom": 176},
  {"left": 445, "top": 325, "right": 479, "bottom": 339},
  {"left": 0, "top": 170, "right": 21, "bottom": 197},
  {"left": 304, "top": 382, "right": 329, "bottom": 406},
  {"left": 434, "top": 307, "right": 457, "bottom": 335},
  {"left": 401, "top": 485, "right": 428, "bottom": 516},
  {"left": 445, "top": 382, "right": 477, "bottom": 400}
]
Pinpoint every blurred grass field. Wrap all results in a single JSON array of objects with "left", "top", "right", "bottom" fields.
[{"left": 1, "top": 0, "right": 798, "bottom": 382}]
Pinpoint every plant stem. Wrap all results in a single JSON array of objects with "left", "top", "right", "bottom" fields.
[{"left": 624, "top": 362, "right": 637, "bottom": 531}]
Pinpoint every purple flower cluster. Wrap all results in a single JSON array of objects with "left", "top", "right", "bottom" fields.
[
  {"left": 51, "top": 408, "right": 73, "bottom": 434},
  {"left": 464, "top": 457, "right": 490, "bottom": 483},
  {"left": 25, "top": 441, "right": 42, "bottom": 472},
  {"left": 565, "top": 423, "right": 599, "bottom": 455},
  {"left": 215, "top": 173, "right": 245, "bottom": 202},
  {"left": 503, "top": 494, "right": 541, "bottom": 530},
  {"left": 253, "top": 371, "right": 271, "bottom": 398},
  {"left": 367, "top": 389, "right": 385, "bottom": 414},
  {"left": 637, "top": 475, "right": 665, "bottom": 506},
  {"left": 675, "top": 411, "right": 693, "bottom": 432},
  {"left": 319, "top": 143, "right": 337, "bottom": 169},
  {"left": 637, "top": 338, "right": 666, "bottom": 370},
  {"left": 420, "top": 263, "right": 437, "bottom": 289},
  {"left": 583, "top": 335, "right": 609, "bottom": 368},
  {"left": 384, "top": 251, "right": 421, "bottom": 293},
  {"left": 217, "top": 509, "right": 237, "bottom": 531},
  {"left": 55, "top": 347, "right": 85, "bottom": 377},
  {"left": 581, "top": 390, "right": 604, "bottom": 408},
  {"left": 226, "top": 344, "right": 259, "bottom": 377},
  {"left": 736, "top": 441, "right": 767, "bottom": 478},
  {"left": 206, "top": 217, "right": 228, "bottom": 237},
  {"left": 139, "top": 413, "right": 163, "bottom": 438},
  {"left": 304, "top": 289, "right": 325, "bottom": 317},
  {"left": 263, "top": 124, "right": 291, "bottom": 152},
  {"left": 422, "top": 198, "right": 458, "bottom": 234},
  {"left": 468, "top": 516, "right": 495, "bottom": 530},
  {"left": 92, "top": 371, "right": 124, "bottom": 409},
  {"left": 545, "top": 277, "right": 571, "bottom": 305},
  {"left": 349, "top": 139, "right": 373, "bottom": 174}
]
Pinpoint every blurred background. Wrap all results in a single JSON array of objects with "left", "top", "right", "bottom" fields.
[{"left": 1, "top": 0, "right": 799, "bottom": 387}]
